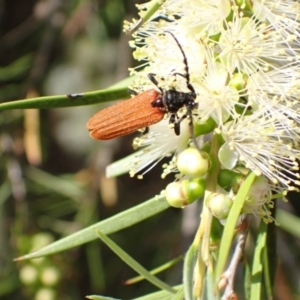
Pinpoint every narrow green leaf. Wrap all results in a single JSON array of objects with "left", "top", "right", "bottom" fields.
[
  {"left": 96, "top": 230, "right": 176, "bottom": 294},
  {"left": 15, "top": 196, "right": 169, "bottom": 260},
  {"left": 126, "top": 255, "right": 183, "bottom": 285},
  {"left": 86, "top": 296, "right": 121, "bottom": 300},
  {"left": 26, "top": 167, "right": 85, "bottom": 199},
  {"left": 202, "top": 267, "right": 219, "bottom": 300},
  {"left": 244, "top": 258, "right": 251, "bottom": 300},
  {"left": 183, "top": 243, "right": 199, "bottom": 300},
  {"left": 250, "top": 220, "right": 267, "bottom": 300},
  {"left": 266, "top": 203, "right": 277, "bottom": 292},
  {"left": 263, "top": 231, "right": 272, "bottom": 300},
  {"left": 170, "top": 287, "right": 184, "bottom": 300},
  {"left": 133, "top": 285, "right": 182, "bottom": 300},
  {"left": 0, "top": 54, "right": 32, "bottom": 81},
  {"left": 276, "top": 208, "right": 300, "bottom": 238},
  {"left": 86, "top": 242, "right": 105, "bottom": 291},
  {"left": 87, "top": 285, "right": 181, "bottom": 299},
  {"left": 127, "top": 0, "right": 166, "bottom": 34},
  {"left": 216, "top": 172, "right": 256, "bottom": 281},
  {"left": 0, "top": 77, "right": 135, "bottom": 110}
]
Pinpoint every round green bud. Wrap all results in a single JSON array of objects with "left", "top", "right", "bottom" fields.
[
  {"left": 182, "top": 178, "right": 206, "bottom": 203},
  {"left": 30, "top": 233, "right": 54, "bottom": 252},
  {"left": 193, "top": 117, "right": 216, "bottom": 137},
  {"left": 165, "top": 182, "right": 185, "bottom": 208},
  {"left": 177, "top": 148, "right": 210, "bottom": 177},
  {"left": 35, "top": 288, "right": 56, "bottom": 300},
  {"left": 40, "top": 266, "right": 60, "bottom": 287},
  {"left": 19, "top": 264, "right": 38, "bottom": 285},
  {"left": 200, "top": 142, "right": 211, "bottom": 154},
  {"left": 218, "top": 169, "right": 244, "bottom": 192},
  {"left": 210, "top": 217, "right": 223, "bottom": 250},
  {"left": 207, "top": 193, "right": 232, "bottom": 219},
  {"left": 229, "top": 72, "right": 247, "bottom": 91},
  {"left": 165, "top": 178, "right": 206, "bottom": 208}
]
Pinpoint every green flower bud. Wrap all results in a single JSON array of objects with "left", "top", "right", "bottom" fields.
[
  {"left": 40, "top": 266, "right": 60, "bottom": 287},
  {"left": 19, "top": 264, "right": 38, "bottom": 285},
  {"left": 193, "top": 117, "right": 216, "bottom": 137},
  {"left": 177, "top": 148, "right": 210, "bottom": 177},
  {"left": 200, "top": 142, "right": 211, "bottom": 154},
  {"left": 207, "top": 193, "right": 232, "bottom": 219},
  {"left": 165, "top": 182, "right": 184, "bottom": 208},
  {"left": 229, "top": 72, "right": 247, "bottom": 91},
  {"left": 183, "top": 178, "right": 206, "bottom": 202},
  {"left": 166, "top": 178, "right": 206, "bottom": 208},
  {"left": 30, "top": 233, "right": 54, "bottom": 252},
  {"left": 35, "top": 288, "right": 56, "bottom": 300},
  {"left": 218, "top": 169, "right": 244, "bottom": 192},
  {"left": 210, "top": 217, "right": 223, "bottom": 251}
]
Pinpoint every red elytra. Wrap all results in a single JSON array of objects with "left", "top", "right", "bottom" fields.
[{"left": 86, "top": 89, "right": 165, "bottom": 140}]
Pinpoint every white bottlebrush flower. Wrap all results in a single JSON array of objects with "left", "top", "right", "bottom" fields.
[
  {"left": 193, "top": 56, "right": 242, "bottom": 125},
  {"left": 114, "top": 1, "right": 300, "bottom": 298},
  {"left": 118, "top": 0, "right": 300, "bottom": 195},
  {"left": 246, "top": 65, "right": 300, "bottom": 111},
  {"left": 217, "top": 15, "right": 294, "bottom": 75},
  {"left": 218, "top": 109, "right": 300, "bottom": 189},
  {"left": 128, "top": 119, "right": 190, "bottom": 178},
  {"left": 242, "top": 176, "right": 274, "bottom": 223},
  {"left": 166, "top": 0, "right": 232, "bottom": 36},
  {"left": 252, "top": 0, "right": 300, "bottom": 49}
]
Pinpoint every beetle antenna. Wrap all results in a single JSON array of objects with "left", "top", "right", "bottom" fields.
[{"left": 164, "top": 31, "right": 190, "bottom": 84}]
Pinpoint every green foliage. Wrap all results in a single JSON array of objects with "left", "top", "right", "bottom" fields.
[{"left": 1, "top": 1, "right": 300, "bottom": 300}]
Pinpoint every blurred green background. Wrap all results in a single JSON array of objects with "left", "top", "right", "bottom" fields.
[{"left": 1, "top": 1, "right": 300, "bottom": 299}]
